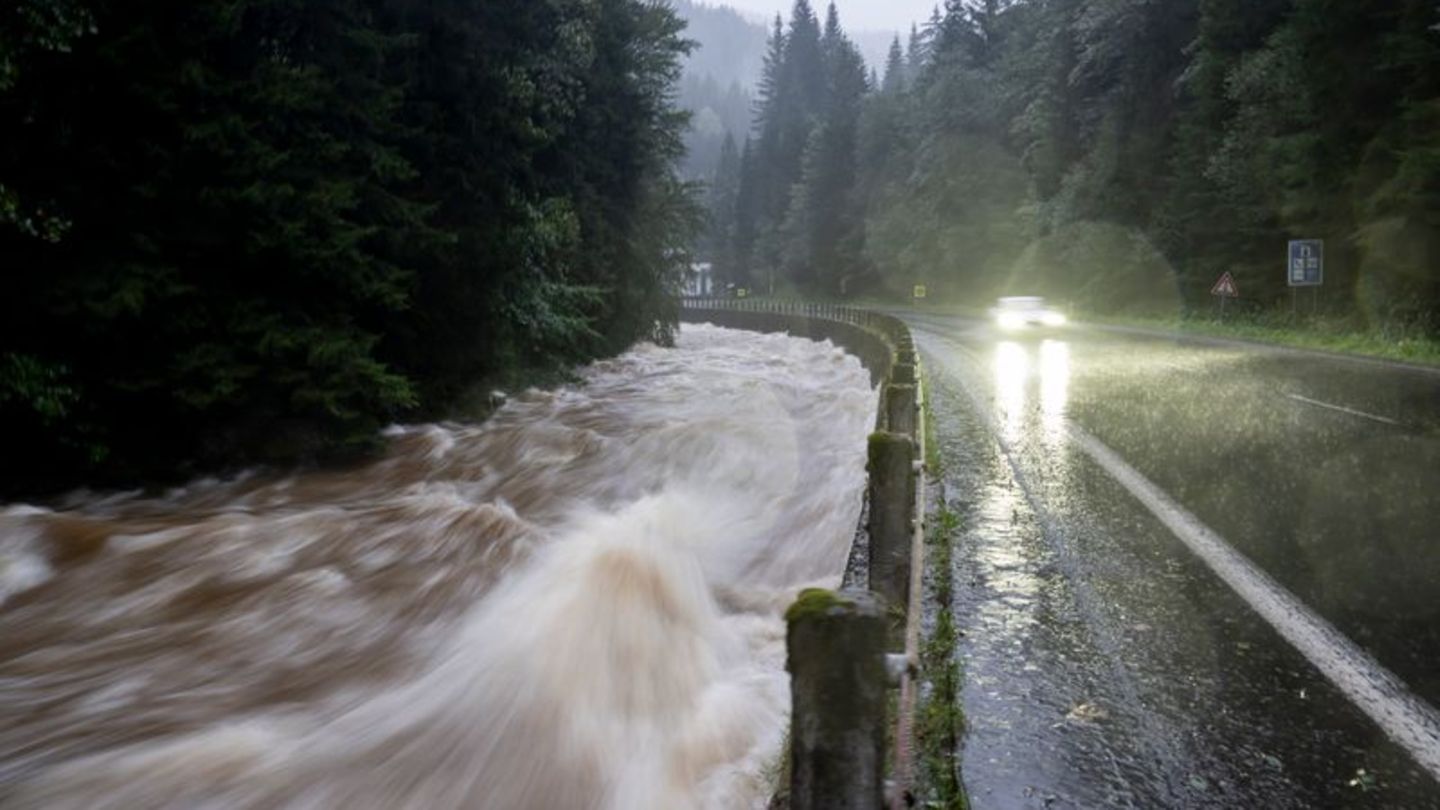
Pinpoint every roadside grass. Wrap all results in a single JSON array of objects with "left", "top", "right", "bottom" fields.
[
  {"left": 916, "top": 503, "right": 967, "bottom": 810},
  {"left": 729, "top": 291, "right": 1440, "bottom": 367},
  {"left": 1102, "top": 311, "right": 1440, "bottom": 366},
  {"left": 923, "top": 382, "right": 942, "bottom": 475}
]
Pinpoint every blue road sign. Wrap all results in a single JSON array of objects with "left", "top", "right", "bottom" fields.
[{"left": 1288, "top": 240, "right": 1323, "bottom": 287}]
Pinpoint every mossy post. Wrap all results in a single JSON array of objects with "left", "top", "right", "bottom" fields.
[
  {"left": 885, "top": 383, "right": 917, "bottom": 440},
  {"left": 786, "top": 588, "right": 887, "bottom": 810},
  {"left": 892, "top": 362, "right": 916, "bottom": 385},
  {"left": 868, "top": 431, "right": 915, "bottom": 614}
]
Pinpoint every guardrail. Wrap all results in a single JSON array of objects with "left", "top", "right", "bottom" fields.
[
  {"left": 680, "top": 297, "right": 911, "bottom": 348},
  {"left": 679, "top": 297, "right": 925, "bottom": 809}
]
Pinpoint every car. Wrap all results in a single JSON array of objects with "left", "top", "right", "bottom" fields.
[{"left": 990, "top": 296, "right": 1067, "bottom": 330}]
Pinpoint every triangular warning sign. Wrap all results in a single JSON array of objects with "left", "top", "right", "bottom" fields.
[{"left": 1211, "top": 271, "right": 1239, "bottom": 298}]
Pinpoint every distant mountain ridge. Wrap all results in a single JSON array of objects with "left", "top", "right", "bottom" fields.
[
  {"left": 672, "top": 0, "right": 766, "bottom": 179},
  {"left": 673, "top": 0, "right": 769, "bottom": 90}
]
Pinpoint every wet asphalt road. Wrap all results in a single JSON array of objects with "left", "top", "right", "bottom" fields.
[{"left": 903, "top": 312, "right": 1440, "bottom": 809}]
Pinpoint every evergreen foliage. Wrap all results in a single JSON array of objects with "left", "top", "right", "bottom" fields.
[
  {"left": 706, "top": 0, "right": 1440, "bottom": 329},
  {"left": 0, "top": 0, "right": 697, "bottom": 494},
  {"left": 708, "top": 1, "right": 873, "bottom": 294}
]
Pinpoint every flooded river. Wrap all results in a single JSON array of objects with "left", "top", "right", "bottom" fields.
[{"left": 0, "top": 324, "right": 875, "bottom": 809}]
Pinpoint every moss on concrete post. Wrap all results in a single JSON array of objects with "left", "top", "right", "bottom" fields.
[
  {"left": 885, "top": 383, "right": 918, "bottom": 440},
  {"left": 786, "top": 588, "right": 887, "bottom": 810},
  {"left": 868, "top": 431, "right": 915, "bottom": 613},
  {"left": 892, "top": 362, "right": 916, "bottom": 385}
]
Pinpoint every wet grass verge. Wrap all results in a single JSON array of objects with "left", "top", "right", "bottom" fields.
[
  {"left": 751, "top": 293, "right": 1440, "bottom": 367},
  {"left": 1101, "top": 312, "right": 1440, "bottom": 367},
  {"left": 924, "top": 384, "right": 942, "bottom": 475},
  {"left": 916, "top": 503, "right": 968, "bottom": 809}
]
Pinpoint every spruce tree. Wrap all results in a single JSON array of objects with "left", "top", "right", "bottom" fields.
[{"left": 883, "top": 35, "right": 906, "bottom": 95}]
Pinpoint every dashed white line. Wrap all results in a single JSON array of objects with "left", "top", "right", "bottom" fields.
[
  {"left": 1069, "top": 423, "right": 1440, "bottom": 782},
  {"left": 1286, "top": 393, "right": 1402, "bottom": 426}
]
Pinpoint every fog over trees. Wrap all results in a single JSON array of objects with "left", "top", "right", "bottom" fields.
[
  {"left": 2, "top": 0, "right": 1436, "bottom": 494},
  {"left": 672, "top": 1, "right": 765, "bottom": 180},
  {"left": 701, "top": 0, "right": 1440, "bottom": 328}
]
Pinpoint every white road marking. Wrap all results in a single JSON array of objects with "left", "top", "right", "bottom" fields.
[
  {"left": 1069, "top": 423, "right": 1440, "bottom": 782},
  {"left": 912, "top": 323, "right": 1440, "bottom": 781},
  {"left": 1287, "top": 393, "right": 1402, "bottom": 426}
]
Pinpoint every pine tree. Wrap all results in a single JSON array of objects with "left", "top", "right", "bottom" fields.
[
  {"left": 745, "top": 14, "right": 787, "bottom": 289},
  {"left": 780, "top": 2, "right": 869, "bottom": 293},
  {"left": 906, "top": 22, "right": 926, "bottom": 82},
  {"left": 707, "top": 132, "right": 742, "bottom": 283},
  {"left": 883, "top": 35, "right": 906, "bottom": 95},
  {"left": 752, "top": 14, "right": 787, "bottom": 140},
  {"left": 731, "top": 136, "right": 760, "bottom": 290}
]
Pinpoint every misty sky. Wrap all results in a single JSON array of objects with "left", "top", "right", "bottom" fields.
[{"left": 719, "top": 0, "right": 939, "bottom": 35}]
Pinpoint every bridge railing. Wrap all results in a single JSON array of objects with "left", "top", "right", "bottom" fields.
[{"left": 679, "top": 296, "right": 924, "bottom": 810}]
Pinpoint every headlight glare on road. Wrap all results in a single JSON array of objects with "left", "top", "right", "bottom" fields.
[
  {"left": 1042, "top": 312, "right": 1067, "bottom": 327},
  {"left": 997, "top": 313, "right": 1025, "bottom": 330}
]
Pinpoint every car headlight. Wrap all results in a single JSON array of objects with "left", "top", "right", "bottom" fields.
[
  {"left": 1041, "top": 312, "right": 1067, "bottom": 327},
  {"left": 996, "top": 313, "right": 1025, "bottom": 330}
]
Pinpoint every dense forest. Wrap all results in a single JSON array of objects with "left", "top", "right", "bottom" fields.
[
  {"left": 5, "top": 0, "right": 1436, "bottom": 493},
  {"left": 0, "top": 0, "right": 697, "bottom": 494},
  {"left": 708, "top": 0, "right": 1440, "bottom": 327}
]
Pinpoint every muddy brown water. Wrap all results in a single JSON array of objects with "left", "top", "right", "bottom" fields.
[{"left": 0, "top": 324, "right": 875, "bottom": 809}]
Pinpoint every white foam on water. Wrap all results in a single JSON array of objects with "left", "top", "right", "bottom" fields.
[
  {"left": 0, "top": 324, "right": 875, "bottom": 808},
  {"left": 0, "top": 534, "right": 51, "bottom": 607}
]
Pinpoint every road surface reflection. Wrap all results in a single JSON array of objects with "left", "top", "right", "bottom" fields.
[{"left": 992, "top": 339, "right": 1072, "bottom": 448}]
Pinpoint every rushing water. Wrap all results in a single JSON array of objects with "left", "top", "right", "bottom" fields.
[{"left": 0, "top": 323, "right": 875, "bottom": 809}]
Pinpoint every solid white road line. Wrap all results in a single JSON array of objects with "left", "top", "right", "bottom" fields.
[
  {"left": 1286, "top": 393, "right": 1403, "bottom": 426},
  {"left": 1069, "top": 423, "right": 1440, "bottom": 782},
  {"left": 914, "top": 325, "right": 1440, "bottom": 781}
]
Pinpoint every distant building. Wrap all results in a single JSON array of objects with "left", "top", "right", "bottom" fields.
[{"left": 683, "top": 262, "right": 714, "bottom": 297}]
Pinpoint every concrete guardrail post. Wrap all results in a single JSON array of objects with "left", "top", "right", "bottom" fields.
[
  {"left": 891, "top": 362, "right": 916, "bottom": 385},
  {"left": 786, "top": 588, "right": 887, "bottom": 810},
  {"left": 867, "top": 431, "right": 915, "bottom": 614},
  {"left": 885, "top": 383, "right": 917, "bottom": 440}
]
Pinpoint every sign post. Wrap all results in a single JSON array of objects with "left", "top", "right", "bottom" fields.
[
  {"left": 1287, "top": 239, "right": 1323, "bottom": 316},
  {"left": 912, "top": 284, "right": 927, "bottom": 302},
  {"left": 1211, "top": 271, "right": 1239, "bottom": 318}
]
